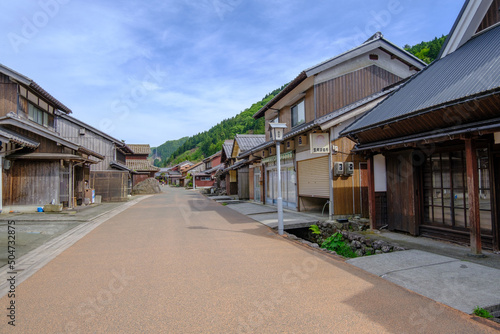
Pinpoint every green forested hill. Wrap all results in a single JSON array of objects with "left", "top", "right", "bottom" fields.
[
  {"left": 151, "top": 137, "right": 188, "bottom": 167},
  {"left": 404, "top": 35, "right": 447, "bottom": 64},
  {"left": 164, "top": 85, "right": 286, "bottom": 166}
]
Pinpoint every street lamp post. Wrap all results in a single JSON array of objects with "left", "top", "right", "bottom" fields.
[{"left": 269, "top": 123, "right": 287, "bottom": 235}]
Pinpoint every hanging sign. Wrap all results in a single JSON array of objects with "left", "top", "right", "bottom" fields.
[{"left": 310, "top": 133, "right": 330, "bottom": 154}]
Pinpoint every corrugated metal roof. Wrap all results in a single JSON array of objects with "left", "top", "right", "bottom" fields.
[
  {"left": 128, "top": 144, "right": 151, "bottom": 155},
  {"left": 0, "top": 127, "right": 39, "bottom": 149},
  {"left": 344, "top": 24, "right": 500, "bottom": 134},
  {"left": 235, "top": 134, "right": 266, "bottom": 152}
]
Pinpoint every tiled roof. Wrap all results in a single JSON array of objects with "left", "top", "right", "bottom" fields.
[
  {"left": 343, "top": 24, "right": 500, "bottom": 135},
  {"left": 235, "top": 134, "right": 266, "bottom": 153},
  {"left": 110, "top": 161, "right": 132, "bottom": 172},
  {"left": 128, "top": 144, "right": 151, "bottom": 155},
  {"left": 126, "top": 159, "right": 160, "bottom": 172},
  {"left": 222, "top": 140, "right": 234, "bottom": 157},
  {"left": 203, "top": 151, "right": 221, "bottom": 162},
  {"left": 0, "top": 126, "right": 39, "bottom": 149},
  {"left": 184, "top": 161, "right": 204, "bottom": 172},
  {"left": 0, "top": 63, "right": 72, "bottom": 114}
]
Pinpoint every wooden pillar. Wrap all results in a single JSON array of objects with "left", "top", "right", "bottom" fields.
[
  {"left": 367, "top": 155, "right": 377, "bottom": 230},
  {"left": 465, "top": 138, "right": 482, "bottom": 255}
]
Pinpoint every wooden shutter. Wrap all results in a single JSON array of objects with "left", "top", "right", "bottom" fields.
[{"left": 298, "top": 157, "right": 329, "bottom": 198}]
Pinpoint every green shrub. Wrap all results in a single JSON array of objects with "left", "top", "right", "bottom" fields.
[
  {"left": 321, "top": 232, "right": 357, "bottom": 258},
  {"left": 309, "top": 224, "right": 321, "bottom": 235},
  {"left": 473, "top": 306, "right": 493, "bottom": 319}
]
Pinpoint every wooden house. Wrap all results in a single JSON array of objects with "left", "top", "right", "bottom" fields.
[
  {"left": 163, "top": 161, "right": 193, "bottom": 186},
  {"left": 218, "top": 140, "right": 236, "bottom": 195},
  {"left": 126, "top": 144, "right": 160, "bottom": 187},
  {"left": 192, "top": 151, "right": 222, "bottom": 189},
  {"left": 341, "top": 0, "right": 500, "bottom": 253},
  {"left": 0, "top": 63, "right": 103, "bottom": 210},
  {"left": 246, "top": 34, "right": 425, "bottom": 216},
  {"left": 222, "top": 134, "right": 266, "bottom": 200},
  {"left": 182, "top": 161, "right": 205, "bottom": 187},
  {"left": 56, "top": 113, "right": 134, "bottom": 202}
]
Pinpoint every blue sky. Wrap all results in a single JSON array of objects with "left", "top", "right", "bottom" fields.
[{"left": 0, "top": 0, "right": 464, "bottom": 147}]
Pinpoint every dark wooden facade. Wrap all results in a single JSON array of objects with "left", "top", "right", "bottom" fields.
[
  {"left": 0, "top": 65, "right": 101, "bottom": 209},
  {"left": 315, "top": 65, "right": 401, "bottom": 118},
  {"left": 476, "top": 0, "right": 500, "bottom": 33},
  {"left": 254, "top": 35, "right": 424, "bottom": 215}
]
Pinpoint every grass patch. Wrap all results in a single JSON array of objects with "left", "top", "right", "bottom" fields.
[{"left": 473, "top": 306, "right": 493, "bottom": 319}]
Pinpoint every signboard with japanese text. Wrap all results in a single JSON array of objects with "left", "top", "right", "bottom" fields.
[{"left": 310, "top": 133, "right": 330, "bottom": 154}]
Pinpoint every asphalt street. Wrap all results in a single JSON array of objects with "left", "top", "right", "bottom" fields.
[{"left": 0, "top": 187, "right": 497, "bottom": 333}]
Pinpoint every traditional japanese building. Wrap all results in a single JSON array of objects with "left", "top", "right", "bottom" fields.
[{"left": 341, "top": 0, "right": 500, "bottom": 253}]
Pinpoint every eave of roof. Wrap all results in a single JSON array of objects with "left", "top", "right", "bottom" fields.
[
  {"left": 341, "top": 24, "right": 500, "bottom": 137},
  {"left": 353, "top": 115, "right": 500, "bottom": 152},
  {"left": 110, "top": 161, "right": 133, "bottom": 172},
  {"left": 0, "top": 63, "right": 72, "bottom": 114},
  {"left": 0, "top": 113, "right": 80, "bottom": 150},
  {"left": 253, "top": 71, "right": 307, "bottom": 119},
  {"left": 203, "top": 150, "right": 222, "bottom": 162},
  {"left": 253, "top": 33, "right": 425, "bottom": 120},
  {"left": 57, "top": 112, "right": 128, "bottom": 147},
  {"left": 9, "top": 153, "right": 99, "bottom": 163},
  {"left": 78, "top": 147, "right": 104, "bottom": 160},
  {"left": 305, "top": 35, "right": 426, "bottom": 77},
  {"left": 0, "top": 127, "right": 39, "bottom": 149}
]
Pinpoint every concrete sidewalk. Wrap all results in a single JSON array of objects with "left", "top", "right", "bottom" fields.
[
  {"left": 0, "top": 195, "right": 152, "bottom": 293},
  {"left": 218, "top": 198, "right": 500, "bottom": 318},
  {"left": 218, "top": 200, "right": 324, "bottom": 229}
]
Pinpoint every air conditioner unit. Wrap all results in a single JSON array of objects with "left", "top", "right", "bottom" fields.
[
  {"left": 344, "top": 162, "right": 354, "bottom": 176},
  {"left": 333, "top": 162, "right": 343, "bottom": 176}
]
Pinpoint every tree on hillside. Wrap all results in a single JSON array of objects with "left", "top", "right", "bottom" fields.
[{"left": 404, "top": 35, "right": 447, "bottom": 64}]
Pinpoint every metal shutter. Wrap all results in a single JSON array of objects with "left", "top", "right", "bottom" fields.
[{"left": 298, "top": 157, "right": 329, "bottom": 198}]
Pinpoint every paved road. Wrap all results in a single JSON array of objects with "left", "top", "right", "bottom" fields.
[{"left": 0, "top": 188, "right": 497, "bottom": 333}]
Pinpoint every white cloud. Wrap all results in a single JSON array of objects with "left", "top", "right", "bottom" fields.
[{"left": 0, "top": 0, "right": 465, "bottom": 147}]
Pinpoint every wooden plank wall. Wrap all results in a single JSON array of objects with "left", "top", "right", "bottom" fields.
[
  {"left": 477, "top": 0, "right": 500, "bottom": 33},
  {"left": 249, "top": 167, "right": 254, "bottom": 200},
  {"left": 385, "top": 150, "right": 418, "bottom": 235},
  {"left": 331, "top": 137, "right": 367, "bottom": 216},
  {"left": 264, "top": 86, "right": 315, "bottom": 140},
  {"left": 6, "top": 126, "right": 63, "bottom": 154},
  {"left": 0, "top": 73, "right": 18, "bottom": 117},
  {"left": 4, "top": 160, "right": 59, "bottom": 205},
  {"left": 315, "top": 65, "right": 401, "bottom": 117},
  {"left": 238, "top": 167, "right": 250, "bottom": 200},
  {"left": 58, "top": 118, "right": 115, "bottom": 170},
  {"left": 90, "top": 170, "right": 129, "bottom": 202}
]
